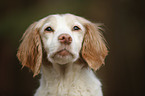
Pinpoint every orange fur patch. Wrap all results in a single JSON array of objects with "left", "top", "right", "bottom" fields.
[
  {"left": 81, "top": 23, "right": 108, "bottom": 70},
  {"left": 17, "top": 22, "right": 42, "bottom": 77}
]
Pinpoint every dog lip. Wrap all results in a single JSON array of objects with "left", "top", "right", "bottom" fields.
[
  {"left": 53, "top": 49, "right": 73, "bottom": 57},
  {"left": 57, "top": 49, "right": 68, "bottom": 52},
  {"left": 57, "top": 49, "right": 69, "bottom": 56}
]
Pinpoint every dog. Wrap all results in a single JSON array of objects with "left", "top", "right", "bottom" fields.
[{"left": 17, "top": 13, "right": 108, "bottom": 96}]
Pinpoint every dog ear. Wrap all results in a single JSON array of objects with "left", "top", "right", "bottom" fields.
[
  {"left": 17, "top": 22, "right": 42, "bottom": 77},
  {"left": 81, "top": 23, "right": 108, "bottom": 71}
]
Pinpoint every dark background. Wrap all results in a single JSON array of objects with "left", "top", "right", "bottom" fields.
[{"left": 0, "top": 0, "right": 145, "bottom": 96}]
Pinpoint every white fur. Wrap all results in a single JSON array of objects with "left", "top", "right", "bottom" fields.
[
  {"left": 35, "top": 64, "right": 102, "bottom": 96},
  {"left": 34, "top": 14, "right": 103, "bottom": 96}
]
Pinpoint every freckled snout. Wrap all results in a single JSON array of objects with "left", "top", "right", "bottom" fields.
[{"left": 58, "top": 34, "right": 72, "bottom": 45}]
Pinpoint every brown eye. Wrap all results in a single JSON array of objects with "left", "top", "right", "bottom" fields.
[
  {"left": 73, "top": 26, "right": 80, "bottom": 31},
  {"left": 45, "top": 27, "right": 54, "bottom": 32}
]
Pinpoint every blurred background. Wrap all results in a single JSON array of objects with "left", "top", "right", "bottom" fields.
[{"left": 0, "top": 0, "right": 145, "bottom": 96}]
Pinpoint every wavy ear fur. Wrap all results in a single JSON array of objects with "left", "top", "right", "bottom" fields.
[
  {"left": 81, "top": 23, "right": 108, "bottom": 71},
  {"left": 17, "top": 22, "right": 42, "bottom": 76}
]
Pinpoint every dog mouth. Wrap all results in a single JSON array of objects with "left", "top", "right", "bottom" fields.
[
  {"left": 53, "top": 48, "right": 73, "bottom": 57},
  {"left": 49, "top": 46, "right": 78, "bottom": 64},
  {"left": 56, "top": 49, "right": 70, "bottom": 56}
]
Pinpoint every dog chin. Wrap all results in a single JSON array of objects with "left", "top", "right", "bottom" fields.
[
  {"left": 54, "top": 56, "right": 72, "bottom": 64},
  {"left": 48, "top": 51, "right": 78, "bottom": 64}
]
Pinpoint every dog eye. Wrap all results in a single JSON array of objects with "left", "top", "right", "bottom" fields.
[
  {"left": 45, "top": 27, "right": 54, "bottom": 32},
  {"left": 73, "top": 26, "right": 80, "bottom": 31}
]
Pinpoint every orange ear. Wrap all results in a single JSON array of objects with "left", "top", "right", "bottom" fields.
[
  {"left": 81, "top": 23, "right": 108, "bottom": 71},
  {"left": 17, "top": 22, "right": 42, "bottom": 76}
]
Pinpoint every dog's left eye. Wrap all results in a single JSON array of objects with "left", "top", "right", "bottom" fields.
[
  {"left": 45, "top": 27, "right": 54, "bottom": 32},
  {"left": 73, "top": 26, "right": 80, "bottom": 31}
]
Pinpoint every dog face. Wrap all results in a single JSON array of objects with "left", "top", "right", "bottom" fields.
[
  {"left": 17, "top": 14, "right": 108, "bottom": 76},
  {"left": 39, "top": 14, "right": 86, "bottom": 65}
]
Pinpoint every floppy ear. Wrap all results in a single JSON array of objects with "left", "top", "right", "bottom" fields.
[
  {"left": 81, "top": 23, "right": 108, "bottom": 71},
  {"left": 17, "top": 22, "right": 42, "bottom": 77}
]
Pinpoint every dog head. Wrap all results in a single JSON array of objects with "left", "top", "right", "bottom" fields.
[{"left": 17, "top": 14, "right": 108, "bottom": 76}]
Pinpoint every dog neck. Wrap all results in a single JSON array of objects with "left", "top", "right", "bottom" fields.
[
  {"left": 34, "top": 59, "right": 102, "bottom": 96},
  {"left": 41, "top": 59, "right": 86, "bottom": 78}
]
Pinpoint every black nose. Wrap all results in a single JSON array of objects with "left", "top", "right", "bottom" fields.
[{"left": 58, "top": 34, "right": 72, "bottom": 44}]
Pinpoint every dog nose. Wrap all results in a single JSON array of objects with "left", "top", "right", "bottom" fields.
[{"left": 58, "top": 34, "right": 72, "bottom": 44}]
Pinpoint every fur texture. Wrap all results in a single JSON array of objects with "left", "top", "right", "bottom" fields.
[{"left": 17, "top": 14, "right": 108, "bottom": 96}]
